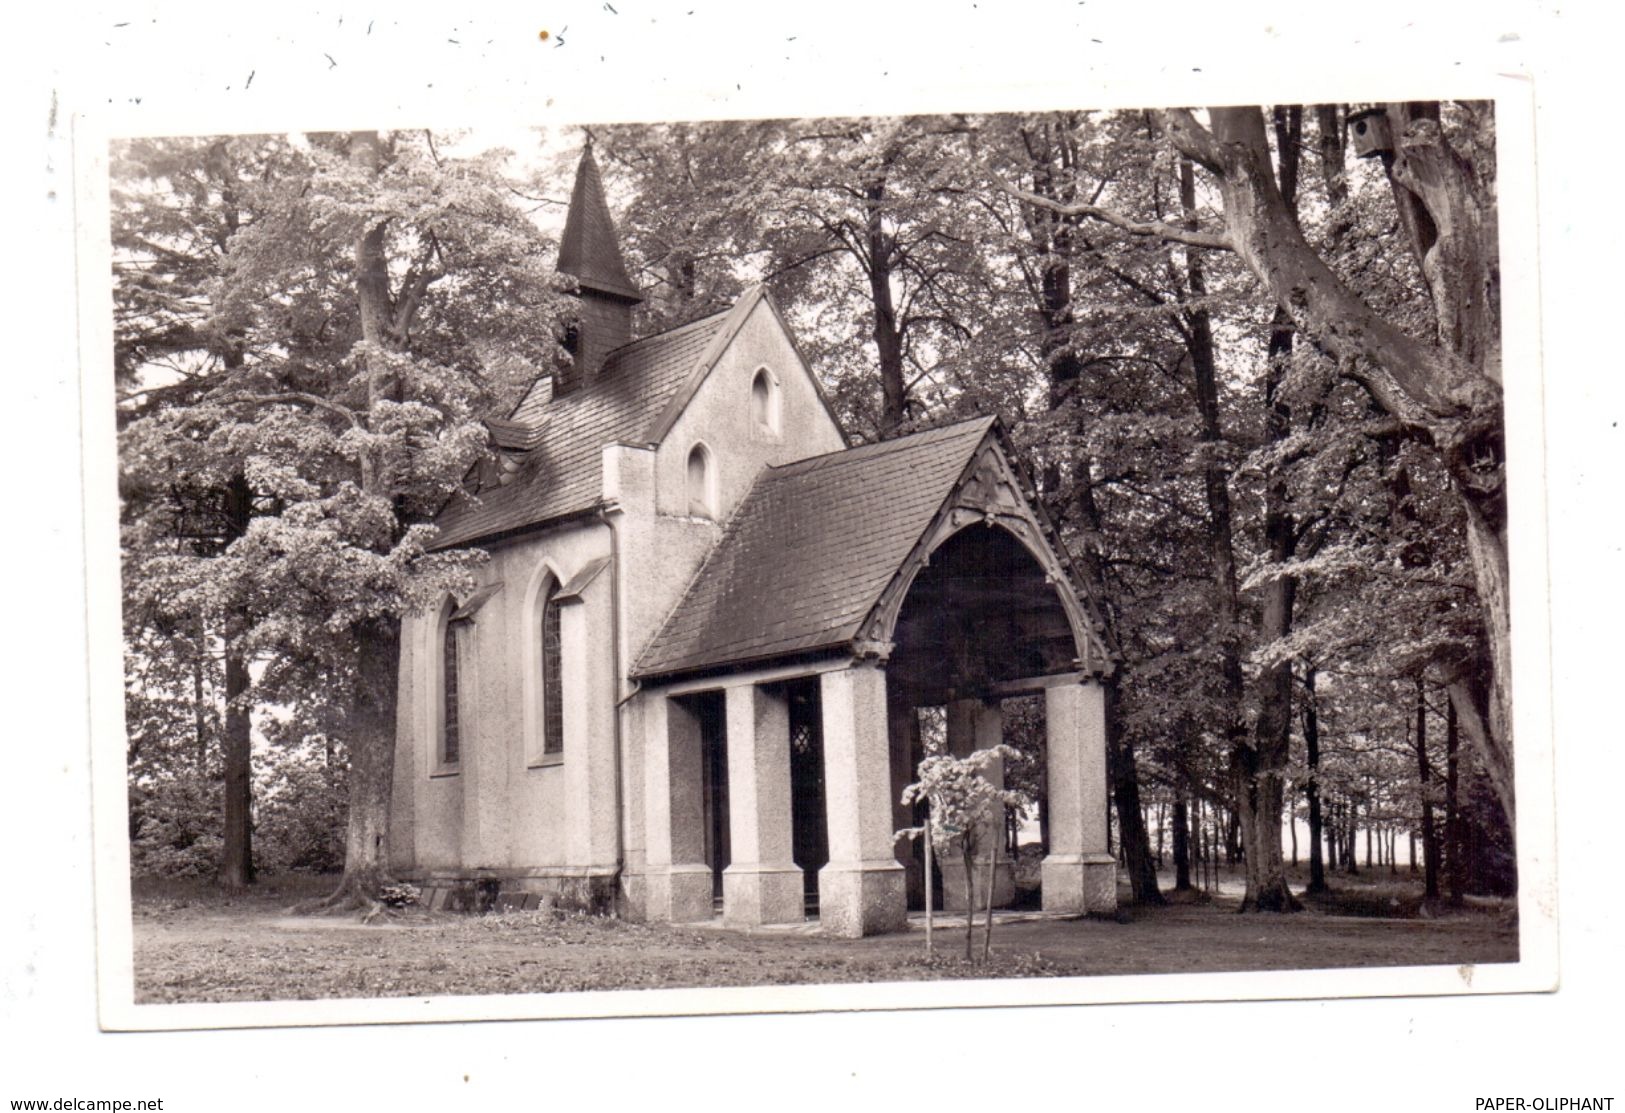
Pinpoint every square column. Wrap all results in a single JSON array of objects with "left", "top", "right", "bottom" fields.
[
  {"left": 562, "top": 600, "right": 617, "bottom": 875},
  {"left": 641, "top": 693, "right": 714, "bottom": 922},
  {"left": 721, "top": 683, "right": 805, "bottom": 926},
  {"left": 939, "top": 700, "right": 1016, "bottom": 912},
  {"left": 1042, "top": 680, "right": 1118, "bottom": 913},
  {"left": 817, "top": 662, "right": 907, "bottom": 937}
]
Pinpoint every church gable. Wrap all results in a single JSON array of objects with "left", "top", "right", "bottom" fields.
[
  {"left": 429, "top": 309, "right": 731, "bottom": 550},
  {"left": 645, "top": 286, "right": 846, "bottom": 524}
]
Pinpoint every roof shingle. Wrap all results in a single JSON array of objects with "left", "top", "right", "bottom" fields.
[
  {"left": 632, "top": 417, "right": 995, "bottom": 679},
  {"left": 431, "top": 309, "right": 731, "bottom": 550},
  {"left": 557, "top": 146, "right": 642, "bottom": 303}
]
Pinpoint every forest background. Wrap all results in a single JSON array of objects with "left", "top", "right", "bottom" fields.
[
  {"left": 6, "top": 2, "right": 1607, "bottom": 1110},
  {"left": 115, "top": 105, "right": 1513, "bottom": 916}
]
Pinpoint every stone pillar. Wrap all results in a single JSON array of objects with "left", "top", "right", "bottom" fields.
[
  {"left": 641, "top": 693, "right": 714, "bottom": 922},
  {"left": 457, "top": 618, "right": 507, "bottom": 869},
  {"left": 939, "top": 699, "right": 1016, "bottom": 912},
  {"left": 562, "top": 597, "right": 617, "bottom": 877},
  {"left": 721, "top": 682, "right": 804, "bottom": 926},
  {"left": 817, "top": 662, "right": 907, "bottom": 937},
  {"left": 1042, "top": 680, "right": 1118, "bottom": 913}
]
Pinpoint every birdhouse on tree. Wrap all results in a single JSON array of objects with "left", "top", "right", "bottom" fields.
[{"left": 1347, "top": 108, "right": 1393, "bottom": 159}]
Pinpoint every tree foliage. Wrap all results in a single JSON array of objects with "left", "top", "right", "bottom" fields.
[
  {"left": 115, "top": 130, "right": 573, "bottom": 902},
  {"left": 116, "top": 106, "right": 1513, "bottom": 915}
]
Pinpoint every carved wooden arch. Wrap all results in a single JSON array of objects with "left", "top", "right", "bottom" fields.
[{"left": 854, "top": 438, "right": 1113, "bottom": 678}]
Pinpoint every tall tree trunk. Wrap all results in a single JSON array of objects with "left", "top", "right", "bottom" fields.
[
  {"left": 1172, "top": 793, "right": 1192, "bottom": 891},
  {"left": 1176, "top": 155, "right": 1254, "bottom": 906},
  {"left": 303, "top": 130, "right": 406, "bottom": 913},
  {"left": 328, "top": 619, "right": 400, "bottom": 904},
  {"left": 1445, "top": 698, "right": 1466, "bottom": 905},
  {"left": 863, "top": 172, "right": 908, "bottom": 437},
  {"left": 1234, "top": 108, "right": 1304, "bottom": 914},
  {"left": 217, "top": 472, "right": 255, "bottom": 889},
  {"left": 1304, "top": 665, "right": 1327, "bottom": 893},
  {"left": 1155, "top": 801, "right": 1166, "bottom": 868},
  {"left": 1416, "top": 678, "right": 1441, "bottom": 901},
  {"left": 218, "top": 637, "right": 254, "bottom": 888},
  {"left": 1345, "top": 799, "right": 1359, "bottom": 875},
  {"left": 1194, "top": 798, "right": 1205, "bottom": 890},
  {"left": 1161, "top": 105, "right": 1512, "bottom": 827},
  {"left": 1102, "top": 674, "right": 1160, "bottom": 902},
  {"left": 1018, "top": 126, "right": 1162, "bottom": 905}
]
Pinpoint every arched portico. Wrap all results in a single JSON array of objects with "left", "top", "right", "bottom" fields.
[
  {"left": 876, "top": 512, "right": 1116, "bottom": 920},
  {"left": 632, "top": 423, "right": 1117, "bottom": 935}
]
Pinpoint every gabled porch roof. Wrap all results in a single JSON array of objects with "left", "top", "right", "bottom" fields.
[{"left": 632, "top": 416, "right": 1112, "bottom": 683}]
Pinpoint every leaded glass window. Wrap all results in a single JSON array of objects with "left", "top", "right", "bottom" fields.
[
  {"left": 442, "top": 622, "right": 461, "bottom": 765},
  {"left": 542, "top": 590, "right": 563, "bottom": 756}
]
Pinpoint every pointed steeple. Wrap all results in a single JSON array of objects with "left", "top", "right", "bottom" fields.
[
  {"left": 553, "top": 141, "right": 642, "bottom": 397},
  {"left": 558, "top": 141, "right": 643, "bottom": 304}
]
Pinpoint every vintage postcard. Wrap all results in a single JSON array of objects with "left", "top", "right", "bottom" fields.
[{"left": 82, "top": 83, "right": 1557, "bottom": 1034}]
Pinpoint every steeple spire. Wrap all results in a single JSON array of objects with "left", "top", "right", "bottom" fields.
[
  {"left": 552, "top": 141, "right": 643, "bottom": 397},
  {"left": 558, "top": 141, "right": 643, "bottom": 304}
]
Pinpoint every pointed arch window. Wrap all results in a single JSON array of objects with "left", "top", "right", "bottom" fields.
[
  {"left": 541, "top": 583, "right": 564, "bottom": 758},
  {"left": 751, "top": 366, "right": 781, "bottom": 437},
  {"left": 687, "top": 442, "right": 716, "bottom": 519},
  {"left": 436, "top": 600, "right": 462, "bottom": 773}
]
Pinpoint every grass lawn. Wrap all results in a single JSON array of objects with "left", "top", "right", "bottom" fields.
[{"left": 129, "top": 868, "right": 1518, "bottom": 1005}]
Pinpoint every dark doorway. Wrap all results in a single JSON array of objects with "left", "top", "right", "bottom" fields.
[
  {"left": 787, "top": 679, "right": 828, "bottom": 916},
  {"left": 695, "top": 691, "right": 730, "bottom": 909}
]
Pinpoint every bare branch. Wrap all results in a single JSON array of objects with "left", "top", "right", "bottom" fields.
[
  {"left": 1157, "top": 109, "right": 1225, "bottom": 175},
  {"left": 214, "top": 391, "right": 364, "bottom": 430},
  {"left": 1001, "top": 184, "right": 1233, "bottom": 252}
]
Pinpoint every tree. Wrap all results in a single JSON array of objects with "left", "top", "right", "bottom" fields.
[
  {"left": 114, "top": 135, "right": 306, "bottom": 888},
  {"left": 900, "top": 745, "right": 1030, "bottom": 963},
  {"left": 992, "top": 112, "right": 1165, "bottom": 905},
  {"left": 601, "top": 116, "right": 1003, "bottom": 441},
  {"left": 119, "top": 129, "right": 571, "bottom": 911},
  {"left": 1009, "top": 103, "right": 1508, "bottom": 914},
  {"left": 1158, "top": 105, "right": 1511, "bottom": 825}
]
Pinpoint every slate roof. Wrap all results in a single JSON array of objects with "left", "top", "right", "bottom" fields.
[
  {"left": 633, "top": 417, "right": 997, "bottom": 680},
  {"left": 557, "top": 145, "right": 642, "bottom": 303},
  {"left": 431, "top": 309, "right": 732, "bottom": 550}
]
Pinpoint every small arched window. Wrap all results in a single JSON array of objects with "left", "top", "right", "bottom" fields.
[
  {"left": 751, "top": 367, "right": 781, "bottom": 436},
  {"left": 686, "top": 443, "right": 715, "bottom": 519},
  {"left": 441, "top": 611, "right": 461, "bottom": 767},
  {"left": 540, "top": 583, "right": 564, "bottom": 757}
]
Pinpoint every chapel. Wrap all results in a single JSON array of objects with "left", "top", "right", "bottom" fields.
[{"left": 388, "top": 144, "right": 1119, "bottom": 936}]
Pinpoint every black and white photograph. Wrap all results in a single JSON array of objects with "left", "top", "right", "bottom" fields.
[
  {"left": 7, "top": 2, "right": 1618, "bottom": 1110},
  {"left": 105, "top": 103, "right": 1536, "bottom": 1010}
]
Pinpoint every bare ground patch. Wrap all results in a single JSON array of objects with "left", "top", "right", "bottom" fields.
[{"left": 129, "top": 873, "right": 1517, "bottom": 1005}]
